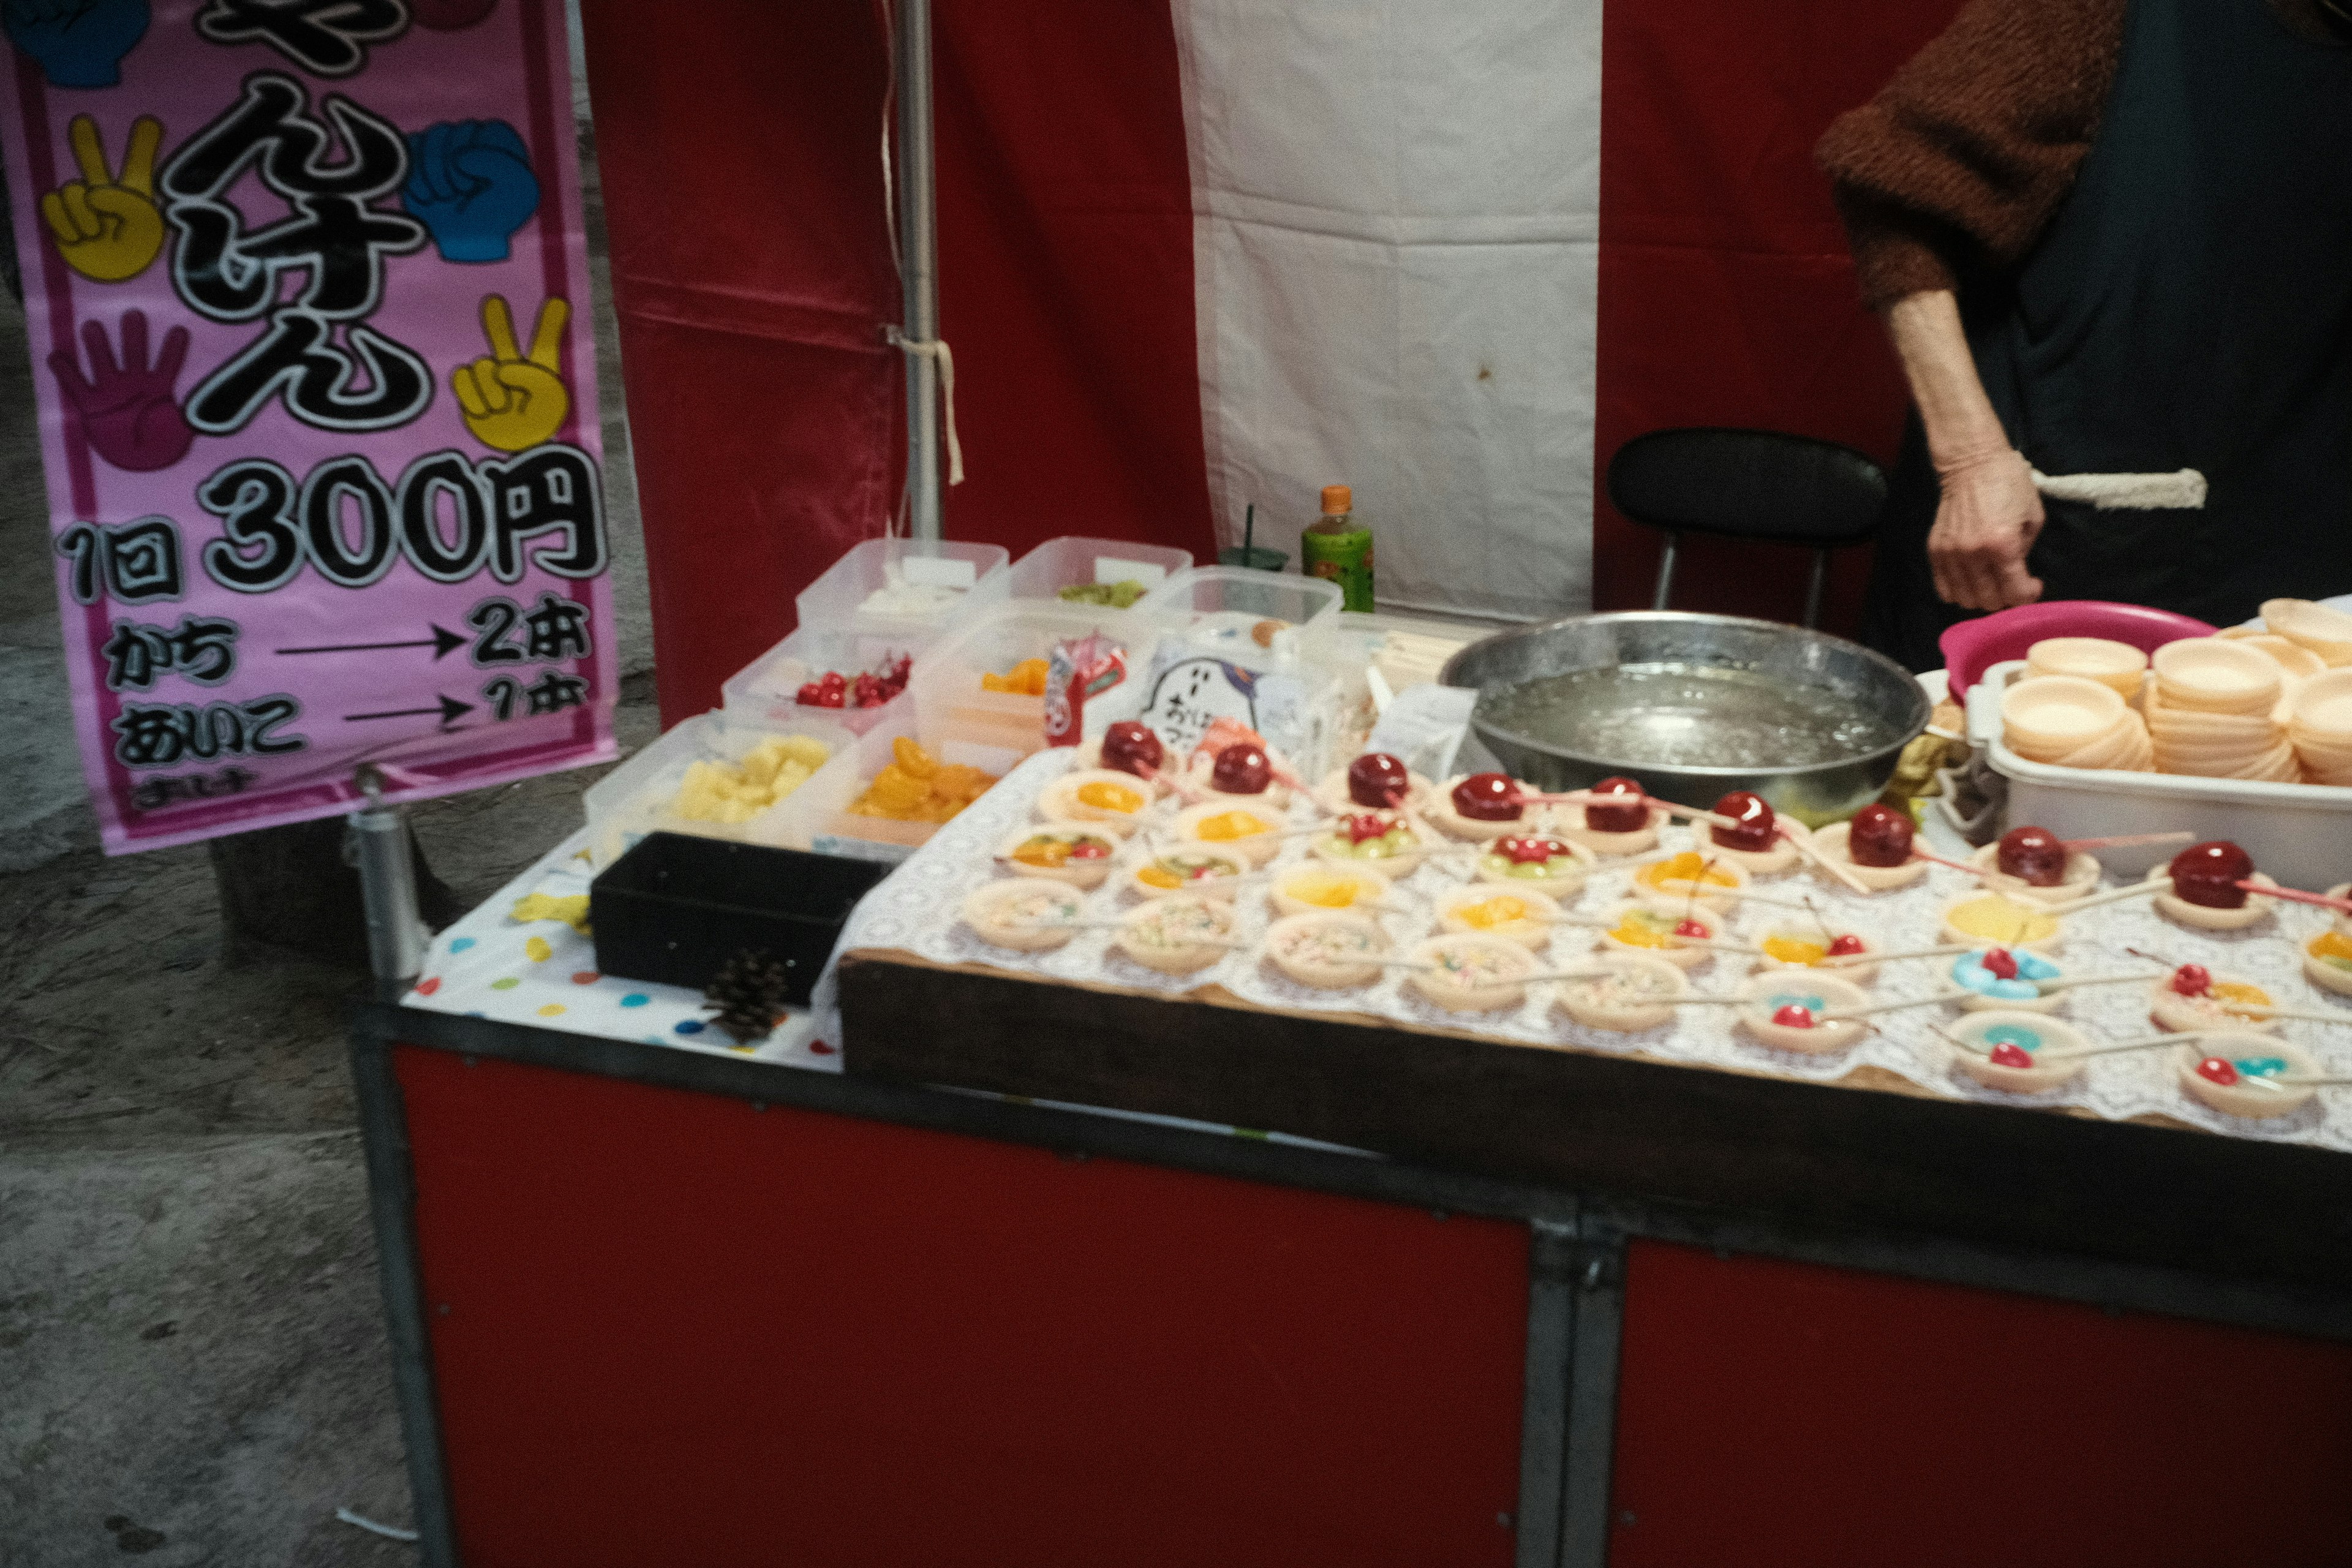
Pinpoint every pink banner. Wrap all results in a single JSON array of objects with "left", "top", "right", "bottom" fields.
[{"left": 0, "top": 0, "right": 611, "bottom": 853}]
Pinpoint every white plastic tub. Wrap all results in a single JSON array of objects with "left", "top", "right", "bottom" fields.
[
  {"left": 793, "top": 537, "right": 1011, "bottom": 640},
  {"left": 582, "top": 711, "right": 854, "bottom": 868},
  {"left": 999, "top": 536, "right": 1193, "bottom": 604},
  {"left": 908, "top": 601, "right": 1164, "bottom": 775},
  {"left": 1967, "top": 659, "right": 2352, "bottom": 889}
]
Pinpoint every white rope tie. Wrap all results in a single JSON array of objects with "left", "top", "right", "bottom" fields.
[
  {"left": 2030, "top": 466, "right": 2206, "bottom": 510},
  {"left": 891, "top": 331, "right": 965, "bottom": 486}
]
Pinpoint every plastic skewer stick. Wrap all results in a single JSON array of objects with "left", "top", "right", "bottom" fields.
[
  {"left": 2238, "top": 1073, "right": 2352, "bottom": 1090},
  {"left": 2032, "top": 971, "right": 2167, "bottom": 994},
  {"left": 1777, "top": 826, "right": 1874, "bottom": 895},
  {"left": 2060, "top": 831, "right": 2192, "bottom": 852},
  {"left": 2038, "top": 1031, "right": 2220, "bottom": 1062},
  {"left": 1909, "top": 846, "right": 1990, "bottom": 877},
  {"left": 1540, "top": 790, "right": 1736, "bottom": 829},
  {"left": 1820, "top": 992, "right": 1969, "bottom": 1022},
  {"left": 2236, "top": 881, "right": 2352, "bottom": 916},
  {"left": 2233, "top": 1004, "right": 2352, "bottom": 1027},
  {"left": 1675, "top": 884, "right": 1812, "bottom": 911},
  {"left": 1929, "top": 1023, "right": 1988, "bottom": 1057},
  {"left": 1510, "top": 967, "right": 1622, "bottom": 986},
  {"left": 1824, "top": 942, "right": 1976, "bottom": 967},
  {"left": 2048, "top": 880, "right": 2168, "bottom": 916}
]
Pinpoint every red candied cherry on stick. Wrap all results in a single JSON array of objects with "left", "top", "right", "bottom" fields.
[
  {"left": 1709, "top": 791, "right": 1776, "bottom": 852},
  {"left": 1583, "top": 776, "right": 1649, "bottom": 833},
  {"left": 2169, "top": 963, "right": 2214, "bottom": 998},
  {"left": 1997, "top": 825, "right": 2070, "bottom": 886},
  {"left": 1068, "top": 840, "right": 1109, "bottom": 860},
  {"left": 1828, "top": 933, "right": 1868, "bottom": 957},
  {"left": 1499, "top": 835, "right": 1565, "bottom": 866},
  {"left": 1452, "top": 772, "right": 1525, "bottom": 822},
  {"left": 1099, "top": 720, "right": 1164, "bottom": 780},
  {"left": 1348, "top": 752, "right": 1412, "bottom": 809},
  {"left": 1673, "top": 917, "right": 1711, "bottom": 940},
  {"left": 1771, "top": 1004, "right": 1817, "bottom": 1029},
  {"left": 2195, "top": 1056, "right": 2241, "bottom": 1087},
  {"left": 1989, "top": 1041, "right": 2035, "bottom": 1069},
  {"left": 1845, "top": 803, "right": 1915, "bottom": 868},
  {"left": 1212, "top": 742, "right": 1273, "bottom": 795},
  {"left": 2169, "top": 842, "right": 2254, "bottom": 910},
  {"left": 1344, "top": 813, "right": 1391, "bottom": 845}
]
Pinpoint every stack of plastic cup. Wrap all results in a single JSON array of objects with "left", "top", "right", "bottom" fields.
[
  {"left": 2289, "top": 669, "right": 2352, "bottom": 786},
  {"left": 2024, "top": 636, "right": 2148, "bottom": 698},
  {"left": 2262, "top": 598, "right": 2352, "bottom": 668},
  {"left": 2146, "top": 639, "right": 2296, "bottom": 780},
  {"left": 2000, "top": 674, "right": 2153, "bottom": 771}
]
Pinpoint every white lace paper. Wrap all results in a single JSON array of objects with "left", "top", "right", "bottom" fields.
[{"left": 814, "top": 750, "right": 2352, "bottom": 1152}]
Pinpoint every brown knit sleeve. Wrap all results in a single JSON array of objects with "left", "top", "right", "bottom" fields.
[{"left": 1815, "top": 0, "right": 2128, "bottom": 310}]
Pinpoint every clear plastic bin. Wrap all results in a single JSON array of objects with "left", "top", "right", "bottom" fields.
[
  {"left": 582, "top": 710, "right": 855, "bottom": 868},
  {"left": 909, "top": 601, "right": 1163, "bottom": 776},
  {"left": 1136, "top": 565, "right": 1343, "bottom": 660},
  {"left": 793, "top": 537, "right": 1011, "bottom": 639},
  {"left": 1322, "top": 609, "right": 1488, "bottom": 760},
  {"left": 768, "top": 702, "right": 993, "bottom": 865},
  {"left": 720, "top": 622, "right": 921, "bottom": 736},
  {"left": 1000, "top": 536, "right": 1193, "bottom": 605}
]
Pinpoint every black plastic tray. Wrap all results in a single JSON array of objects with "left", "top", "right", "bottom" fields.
[{"left": 590, "top": 832, "right": 889, "bottom": 1005}]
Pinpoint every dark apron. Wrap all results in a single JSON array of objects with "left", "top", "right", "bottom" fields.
[{"left": 1863, "top": 0, "right": 2352, "bottom": 671}]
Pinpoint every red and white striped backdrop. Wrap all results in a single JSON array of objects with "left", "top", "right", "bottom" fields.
[{"left": 578, "top": 0, "right": 1959, "bottom": 722}]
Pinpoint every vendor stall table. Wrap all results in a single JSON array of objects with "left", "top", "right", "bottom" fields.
[{"left": 367, "top": 834, "right": 2352, "bottom": 1566}]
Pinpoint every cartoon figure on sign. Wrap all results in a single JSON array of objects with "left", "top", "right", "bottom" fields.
[
  {"left": 454, "top": 294, "right": 569, "bottom": 451},
  {"left": 1139, "top": 657, "right": 1257, "bottom": 756},
  {"left": 50, "top": 309, "right": 194, "bottom": 472},
  {"left": 2, "top": 0, "right": 149, "bottom": 89},
  {"left": 402, "top": 120, "right": 538, "bottom": 263},
  {"left": 43, "top": 115, "right": 165, "bottom": 282}
]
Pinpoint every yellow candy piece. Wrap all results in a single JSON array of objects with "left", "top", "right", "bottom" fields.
[
  {"left": 1635, "top": 851, "right": 1738, "bottom": 892},
  {"left": 1459, "top": 896, "right": 1531, "bottom": 930},
  {"left": 1138, "top": 864, "right": 1186, "bottom": 889},
  {"left": 1197, "top": 811, "right": 1271, "bottom": 842},
  {"left": 2211, "top": 981, "right": 2272, "bottom": 1012},
  {"left": 2311, "top": 930, "right": 2352, "bottom": 970},
  {"left": 1289, "top": 873, "right": 1365, "bottom": 908},
  {"left": 1760, "top": 933, "right": 1828, "bottom": 966},
  {"left": 1076, "top": 780, "right": 1145, "bottom": 813},
  {"left": 509, "top": 892, "right": 591, "bottom": 933},
  {"left": 1948, "top": 897, "right": 2059, "bottom": 944},
  {"left": 1608, "top": 908, "right": 1680, "bottom": 949}
]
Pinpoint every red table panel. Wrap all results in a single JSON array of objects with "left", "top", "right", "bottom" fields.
[
  {"left": 396, "top": 1047, "right": 1529, "bottom": 1567},
  {"left": 1609, "top": 1238, "right": 2352, "bottom": 1566}
]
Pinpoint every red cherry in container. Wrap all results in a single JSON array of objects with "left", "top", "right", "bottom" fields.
[
  {"left": 1348, "top": 752, "right": 1412, "bottom": 808},
  {"left": 1212, "top": 743, "right": 1273, "bottom": 795},
  {"left": 1099, "top": 721, "right": 1165, "bottom": 780},
  {"left": 1709, "top": 791, "right": 1777, "bottom": 852},
  {"left": 2195, "top": 1056, "right": 2241, "bottom": 1087},
  {"left": 1996, "top": 825, "right": 2069, "bottom": 886},
  {"left": 2170, "top": 963, "right": 2214, "bottom": 998},
  {"left": 1452, "top": 772, "right": 1525, "bottom": 823},
  {"left": 1673, "top": 918, "right": 1712, "bottom": 940},
  {"left": 1989, "top": 1042, "right": 2035, "bottom": 1069},
  {"left": 1845, "top": 804, "right": 1915, "bottom": 868},
  {"left": 1828, "top": 934, "right": 1868, "bottom": 957},
  {"left": 1343, "top": 813, "right": 1392, "bottom": 845},
  {"left": 1771, "top": 1004, "right": 1816, "bottom": 1029},
  {"left": 2169, "top": 841, "right": 2254, "bottom": 910},
  {"left": 795, "top": 681, "right": 825, "bottom": 706},
  {"left": 1583, "top": 776, "right": 1649, "bottom": 834},
  {"left": 1501, "top": 836, "right": 1565, "bottom": 867},
  {"left": 1069, "top": 840, "right": 1109, "bottom": 860},
  {"left": 1982, "top": 948, "right": 2019, "bottom": 981}
]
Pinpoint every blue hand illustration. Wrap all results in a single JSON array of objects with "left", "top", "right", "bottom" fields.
[
  {"left": 402, "top": 119, "right": 540, "bottom": 265},
  {"left": 3, "top": 0, "right": 149, "bottom": 89}
]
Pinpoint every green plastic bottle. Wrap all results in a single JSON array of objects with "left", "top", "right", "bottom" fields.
[{"left": 1300, "top": 483, "right": 1375, "bottom": 612}]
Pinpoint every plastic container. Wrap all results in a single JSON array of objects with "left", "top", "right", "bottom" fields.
[
  {"left": 590, "top": 833, "right": 887, "bottom": 1002},
  {"left": 1000, "top": 536, "right": 1192, "bottom": 605},
  {"left": 1136, "top": 565, "right": 1343, "bottom": 652},
  {"left": 1940, "top": 600, "right": 2215, "bottom": 700},
  {"left": 1322, "top": 609, "right": 1488, "bottom": 759},
  {"left": 582, "top": 710, "right": 856, "bottom": 867},
  {"left": 793, "top": 537, "right": 1011, "bottom": 639},
  {"left": 721, "top": 622, "right": 919, "bottom": 736},
  {"left": 908, "top": 601, "right": 1163, "bottom": 777},
  {"left": 1965, "top": 660, "right": 2352, "bottom": 889},
  {"left": 767, "top": 701, "right": 994, "bottom": 865}
]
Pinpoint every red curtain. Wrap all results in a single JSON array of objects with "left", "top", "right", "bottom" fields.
[{"left": 579, "top": 1, "right": 1963, "bottom": 723}]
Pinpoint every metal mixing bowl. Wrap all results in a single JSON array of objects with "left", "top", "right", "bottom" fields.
[{"left": 1437, "top": 611, "right": 1929, "bottom": 823}]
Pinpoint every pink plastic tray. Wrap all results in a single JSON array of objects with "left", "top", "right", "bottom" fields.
[{"left": 1939, "top": 600, "right": 2215, "bottom": 699}]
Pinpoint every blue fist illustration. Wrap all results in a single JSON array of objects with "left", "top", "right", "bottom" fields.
[
  {"left": 402, "top": 119, "right": 540, "bottom": 265},
  {"left": 4, "top": 0, "right": 149, "bottom": 89}
]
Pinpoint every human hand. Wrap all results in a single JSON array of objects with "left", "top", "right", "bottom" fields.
[
  {"left": 412, "top": 0, "right": 496, "bottom": 27},
  {"left": 3, "top": 0, "right": 149, "bottom": 89},
  {"left": 41, "top": 113, "right": 162, "bottom": 282},
  {"left": 1928, "top": 446, "right": 2045, "bottom": 611},
  {"left": 402, "top": 119, "right": 539, "bottom": 263},
  {"left": 453, "top": 294, "right": 570, "bottom": 452},
  {"left": 50, "top": 309, "right": 194, "bottom": 472}
]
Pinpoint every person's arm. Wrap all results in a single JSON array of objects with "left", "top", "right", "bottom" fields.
[{"left": 1885, "top": 290, "right": 2044, "bottom": 611}]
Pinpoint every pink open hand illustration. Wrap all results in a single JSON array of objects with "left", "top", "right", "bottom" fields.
[{"left": 50, "top": 309, "right": 195, "bottom": 472}]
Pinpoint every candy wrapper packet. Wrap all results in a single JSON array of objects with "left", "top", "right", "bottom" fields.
[{"left": 1044, "top": 633, "right": 1128, "bottom": 746}]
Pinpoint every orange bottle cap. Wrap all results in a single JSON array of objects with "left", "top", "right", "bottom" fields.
[{"left": 1321, "top": 484, "right": 1352, "bottom": 514}]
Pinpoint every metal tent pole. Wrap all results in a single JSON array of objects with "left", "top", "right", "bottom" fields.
[
  {"left": 349, "top": 767, "right": 427, "bottom": 1002},
  {"left": 895, "top": 0, "right": 943, "bottom": 543}
]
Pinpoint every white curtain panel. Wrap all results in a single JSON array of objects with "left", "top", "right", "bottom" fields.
[{"left": 1171, "top": 0, "right": 1604, "bottom": 623}]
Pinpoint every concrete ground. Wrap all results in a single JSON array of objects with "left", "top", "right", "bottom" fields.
[{"left": 1, "top": 46, "right": 659, "bottom": 1564}]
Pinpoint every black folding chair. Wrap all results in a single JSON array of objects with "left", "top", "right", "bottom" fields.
[{"left": 1606, "top": 428, "right": 1888, "bottom": 628}]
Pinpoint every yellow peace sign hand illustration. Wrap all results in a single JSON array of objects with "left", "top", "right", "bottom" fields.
[
  {"left": 42, "top": 114, "right": 164, "bottom": 283},
  {"left": 452, "top": 293, "right": 571, "bottom": 453}
]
